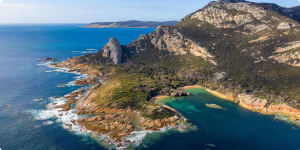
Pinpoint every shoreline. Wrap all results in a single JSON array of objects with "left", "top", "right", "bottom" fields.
[
  {"left": 153, "top": 84, "right": 300, "bottom": 125},
  {"left": 42, "top": 59, "right": 191, "bottom": 149},
  {"left": 182, "top": 85, "right": 300, "bottom": 124},
  {"left": 39, "top": 58, "right": 300, "bottom": 149}
]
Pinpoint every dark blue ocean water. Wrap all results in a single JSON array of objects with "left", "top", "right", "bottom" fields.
[
  {"left": 0, "top": 24, "right": 300, "bottom": 150},
  {"left": 0, "top": 24, "right": 153, "bottom": 150}
]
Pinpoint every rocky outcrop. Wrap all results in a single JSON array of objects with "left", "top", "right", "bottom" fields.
[
  {"left": 77, "top": 109, "right": 135, "bottom": 143},
  {"left": 37, "top": 57, "right": 57, "bottom": 62},
  {"left": 244, "top": 24, "right": 269, "bottom": 33},
  {"left": 277, "top": 22, "right": 292, "bottom": 30},
  {"left": 139, "top": 115, "right": 184, "bottom": 130},
  {"left": 237, "top": 93, "right": 300, "bottom": 120},
  {"left": 130, "top": 26, "right": 217, "bottom": 65},
  {"left": 237, "top": 94, "right": 268, "bottom": 110},
  {"left": 190, "top": 2, "right": 266, "bottom": 28},
  {"left": 269, "top": 41, "right": 300, "bottom": 66},
  {"left": 269, "top": 52, "right": 300, "bottom": 66},
  {"left": 102, "top": 37, "right": 123, "bottom": 64}
]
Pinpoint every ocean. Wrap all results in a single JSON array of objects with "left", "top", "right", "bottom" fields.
[{"left": 0, "top": 24, "right": 299, "bottom": 150}]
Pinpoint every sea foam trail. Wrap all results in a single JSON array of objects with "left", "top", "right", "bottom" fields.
[
  {"left": 28, "top": 94, "right": 88, "bottom": 134},
  {"left": 72, "top": 48, "right": 99, "bottom": 54}
]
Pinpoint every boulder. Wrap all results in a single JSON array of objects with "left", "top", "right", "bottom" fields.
[
  {"left": 86, "top": 116, "right": 103, "bottom": 122},
  {"left": 277, "top": 22, "right": 291, "bottom": 30}
]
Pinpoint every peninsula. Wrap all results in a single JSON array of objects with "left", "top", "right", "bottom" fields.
[
  {"left": 54, "top": 0, "right": 300, "bottom": 148},
  {"left": 82, "top": 20, "right": 178, "bottom": 28}
]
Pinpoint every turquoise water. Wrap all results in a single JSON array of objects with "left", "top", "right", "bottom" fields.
[
  {"left": 138, "top": 89, "right": 300, "bottom": 150},
  {"left": 0, "top": 24, "right": 300, "bottom": 150}
]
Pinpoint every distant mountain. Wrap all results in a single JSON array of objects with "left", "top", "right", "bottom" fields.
[
  {"left": 257, "top": 3, "right": 300, "bottom": 23},
  {"left": 82, "top": 20, "right": 178, "bottom": 28}
]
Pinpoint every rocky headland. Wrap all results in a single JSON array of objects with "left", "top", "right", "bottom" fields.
[
  {"left": 49, "top": 0, "right": 300, "bottom": 148},
  {"left": 51, "top": 52, "right": 189, "bottom": 148}
]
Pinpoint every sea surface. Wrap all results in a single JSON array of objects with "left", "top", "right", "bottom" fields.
[{"left": 0, "top": 24, "right": 300, "bottom": 150}]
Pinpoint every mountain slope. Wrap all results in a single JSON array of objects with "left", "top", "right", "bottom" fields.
[{"left": 122, "top": 0, "right": 300, "bottom": 107}]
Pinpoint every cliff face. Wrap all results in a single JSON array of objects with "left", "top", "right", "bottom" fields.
[
  {"left": 102, "top": 37, "right": 123, "bottom": 64},
  {"left": 129, "top": 26, "right": 217, "bottom": 65}
]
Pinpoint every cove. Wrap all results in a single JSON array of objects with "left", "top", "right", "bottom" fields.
[{"left": 137, "top": 88, "right": 300, "bottom": 150}]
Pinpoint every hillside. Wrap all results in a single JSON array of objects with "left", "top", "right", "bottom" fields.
[
  {"left": 82, "top": 20, "right": 178, "bottom": 28},
  {"left": 56, "top": 0, "right": 300, "bottom": 147}
]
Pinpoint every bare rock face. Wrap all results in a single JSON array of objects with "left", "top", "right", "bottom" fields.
[
  {"left": 277, "top": 22, "right": 292, "bottom": 30},
  {"left": 130, "top": 26, "right": 217, "bottom": 65},
  {"left": 269, "top": 41, "right": 300, "bottom": 66},
  {"left": 238, "top": 94, "right": 268, "bottom": 110},
  {"left": 190, "top": 2, "right": 266, "bottom": 28},
  {"left": 102, "top": 37, "right": 123, "bottom": 64}
]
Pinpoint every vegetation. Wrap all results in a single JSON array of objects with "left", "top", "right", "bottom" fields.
[
  {"left": 177, "top": 15, "right": 300, "bottom": 108},
  {"left": 76, "top": 1, "right": 300, "bottom": 115}
]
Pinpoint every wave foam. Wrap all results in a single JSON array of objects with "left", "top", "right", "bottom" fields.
[
  {"left": 28, "top": 109, "right": 59, "bottom": 120},
  {"left": 125, "top": 130, "right": 153, "bottom": 146}
]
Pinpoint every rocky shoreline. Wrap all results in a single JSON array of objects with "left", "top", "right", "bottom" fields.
[
  {"left": 47, "top": 58, "right": 191, "bottom": 149},
  {"left": 47, "top": 55, "right": 300, "bottom": 149},
  {"left": 182, "top": 85, "right": 300, "bottom": 124}
]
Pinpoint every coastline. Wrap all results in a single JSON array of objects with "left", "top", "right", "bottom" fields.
[
  {"left": 153, "top": 84, "right": 300, "bottom": 125},
  {"left": 42, "top": 58, "right": 191, "bottom": 149},
  {"left": 182, "top": 85, "right": 300, "bottom": 123},
  {"left": 37, "top": 56, "right": 300, "bottom": 149}
]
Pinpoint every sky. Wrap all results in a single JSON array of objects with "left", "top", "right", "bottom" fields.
[{"left": 0, "top": 0, "right": 300, "bottom": 24}]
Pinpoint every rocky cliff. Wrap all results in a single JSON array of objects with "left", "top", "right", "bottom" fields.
[
  {"left": 129, "top": 26, "right": 217, "bottom": 65},
  {"left": 102, "top": 37, "right": 123, "bottom": 64}
]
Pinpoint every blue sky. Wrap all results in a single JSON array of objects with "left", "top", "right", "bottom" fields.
[{"left": 0, "top": 0, "right": 300, "bottom": 23}]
